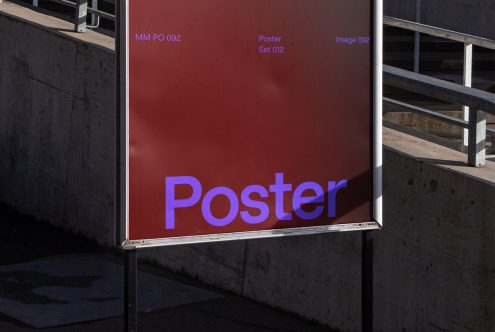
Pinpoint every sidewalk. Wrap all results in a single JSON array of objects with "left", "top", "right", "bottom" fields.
[{"left": 0, "top": 205, "right": 337, "bottom": 332}]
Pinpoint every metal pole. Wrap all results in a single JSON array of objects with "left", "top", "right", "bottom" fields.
[
  {"left": 125, "top": 249, "right": 138, "bottom": 332},
  {"left": 33, "top": 0, "right": 38, "bottom": 7},
  {"left": 467, "top": 109, "right": 486, "bottom": 167},
  {"left": 413, "top": 0, "right": 421, "bottom": 73},
  {"left": 362, "top": 231, "right": 373, "bottom": 332},
  {"left": 463, "top": 43, "right": 473, "bottom": 150},
  {"left": 74, "top": 0, "right": 88, "bottom": 32},
  {"left": 90, "top": 0, "right": 98, "bottom": 26}
]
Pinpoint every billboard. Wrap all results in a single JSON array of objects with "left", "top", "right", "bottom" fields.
[{"left": 117, "top": 0, "right": 382, "bottom": 248}]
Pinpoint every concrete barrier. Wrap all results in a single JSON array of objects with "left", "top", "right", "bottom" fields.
[
  {"left": 0, "top": 4, "right": 115, "bottom": 244},
  {"left": 1, "top": 3, "right": 494, "bottom": 331}
]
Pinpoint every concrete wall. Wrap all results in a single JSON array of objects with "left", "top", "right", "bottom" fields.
[
  {"left": 376, "top": 146, "right": 495, "bottom": 331},
  {"left": 1, "top": 6, "right": 494, "bottom": 331},
  {"left": 385, "top": 0, "right": 495, "bottom": 40},
  {"left": 0, "top": 10, "right": 115, "bottom": 244}
]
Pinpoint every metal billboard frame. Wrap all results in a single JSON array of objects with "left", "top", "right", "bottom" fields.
[{"left": 116, "top": 0, "right": 383, "bottom": 249}]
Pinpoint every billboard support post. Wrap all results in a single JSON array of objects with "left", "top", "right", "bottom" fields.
[
  {"left": 124, "top": 248, "right": 138, "bottom": 332},
  {"left": 362, "top": 230, "right": 374, "bottom": 332}
]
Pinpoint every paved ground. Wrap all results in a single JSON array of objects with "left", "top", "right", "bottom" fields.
[{"left": 0, "top": 205, "right": 337, "bottom": 332}]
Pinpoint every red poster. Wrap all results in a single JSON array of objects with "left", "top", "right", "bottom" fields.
[{"left": 123, "top": 0, "right": 380, "bottom": 246}]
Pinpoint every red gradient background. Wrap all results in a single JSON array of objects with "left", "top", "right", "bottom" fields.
[{"left": 128, "top": 0, "right": 372, "bottom": 240}]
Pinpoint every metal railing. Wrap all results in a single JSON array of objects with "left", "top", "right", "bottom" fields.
[
  {"left": 384, "top": 16, "right": 495, "bottom": 167},
  {"left": 30, "top": 0, "right": 115, "bottom": 32},
  {"left": 384, "top": 65, "right": 495, "bottom": 167}
]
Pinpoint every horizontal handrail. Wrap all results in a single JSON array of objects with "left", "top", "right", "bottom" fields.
[
  {"left": 87, "top": 6, "right": 114, "bottom": 21},
  {"left": 50, "top": 0, "right": 75, "bottom": 8},
  {"left": 383, "top": 16, "right": 495, "bottom": 50},
  {"left": 383, "top": 65, "right": 495, "bottom": 115},
  {"left": 384, "top": 98, "right": 495, "bottom": 138},
  {"left": 383, "top": 97, "right": 469, "bottom": 129}
]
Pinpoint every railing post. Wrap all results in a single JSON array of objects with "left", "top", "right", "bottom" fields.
[
  {"left": 413, "top": 0, "right": 422, "bottom": 73},
  {"left": 75, "top": 0, "right": 88, "bottom": 33},
  {"left": 90, "top": 0, "right": 98, "bottom": 26},
  {"left": 467, "top": 109, "right": 486, "bottom": 167},
  {"left": 463, "top": 43, "right": 473, "bottom": 150}
]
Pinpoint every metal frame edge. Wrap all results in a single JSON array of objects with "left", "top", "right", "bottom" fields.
[
  {"left": 373, "top": 0, "right": 383, "bottom": 226},
  {"left": 117, "top": 0, "right": 383, "bottom": 249},
  {"left": 116, "top": 0, "right": 127, "bottom": 246},
  {"left": 121, "top": 222, "right": 381, "bottom": 249}
]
